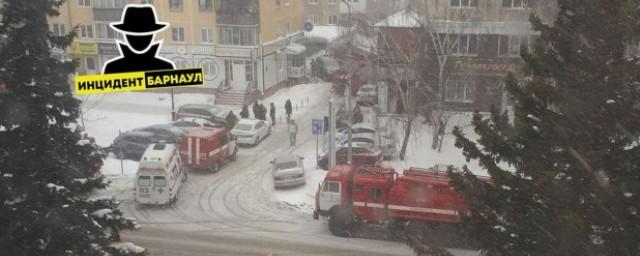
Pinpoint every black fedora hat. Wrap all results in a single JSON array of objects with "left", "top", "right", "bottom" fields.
[{"left": 111, "top": 5, "right": 168, "bottom": 34}]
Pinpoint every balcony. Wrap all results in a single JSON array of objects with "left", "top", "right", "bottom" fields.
[
  {"left": 216, "top": 0, "right": 259, "bottom": 25},
  {"left": 93, "top": 8, "right": 123, "bottom": 22}
]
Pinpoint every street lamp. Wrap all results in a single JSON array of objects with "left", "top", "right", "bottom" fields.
[{"left": 341, "top": 0, "right": 353, "bottom": 164}]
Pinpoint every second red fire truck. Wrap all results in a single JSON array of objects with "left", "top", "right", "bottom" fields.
[{"left": 314, "top": 164, "right": 489, "bottom": 242}]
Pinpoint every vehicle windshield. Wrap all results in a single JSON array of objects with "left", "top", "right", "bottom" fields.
[
  {"left": 137, "top": 176, "right": 151, "bottom": 186},
  {"left": 234, "top": 123, "right": 253, "bottom": 131},
  {"left": 153, "top": 176, "right": 167, "bottom": 187},
  {"left": 276, "top": 161, "right": 298, "bottom": 170}
]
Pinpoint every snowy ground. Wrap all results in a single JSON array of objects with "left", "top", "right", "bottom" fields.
[{"left": 83, "top": 82, "right": 480, "bottom": 256}]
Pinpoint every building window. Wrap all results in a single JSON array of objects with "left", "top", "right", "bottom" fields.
[
  {"left": 218, "top": 26, "right": 257, "bottom": 46},
  {"left": 499, "top": 35, "right": 529, "bottom": 57},
  {"left": 245, "top": 61, "right": 253, "bottom": 83},
  {"left": 445, "top": 79, "right": 475, "bottom": 103},
  {"left": 96, "top": 23, "right": 124, "bottom": 40},
  {"left": 308, "top": 15, "right": 318, "bottom": 25},
  {"left": 172, "top": 27, "right": 185, "bottom": 42},
  {"left": 201, "top": 60, "right": 217, "bottom": 80},
  {"left": 141, "top": 0, "right": 153, "bottom": 4},
  {"left": 169, "top": 0, "right": 183, "bottom": 12},
  {"left": 450, "top": 0, "right": 478, "bottom": 8},
  {"left": 78, "top": 0, "right": 91, "bottom": 7},
  {"left": 453, "top": 34, "right": 479, "bottom": 56},
  {"left": 224, "top": 60, "right": 233, "bottom": 81},
  {"left": 93, "top": 0, "right": 129, "bottom": 8},
  {"left": 174, "top": 58, "right": 188, "bottom": 68},
  {"left": 52, "top": 23, "right": 66, "bottom": 36},
  {"left": 309, "top": 0, "right": 318, "bottom": 4},
  {"left": 85, "top": 56, "right": 96, "bottom": 71},
  {"left": 503, "top": 0, "right": 526, "bottom": 8},
  {"left": 201, "top": 27, "right": 214, "bottom": 44},
  {"left": 79, "top": 24, "right": 94, "bottom": 38},
  {"left": 199, "top": 0, "right": 213, "bottom": 11},
  {"left": 328, "top": 15, "right": 338, "bottom": 25}
]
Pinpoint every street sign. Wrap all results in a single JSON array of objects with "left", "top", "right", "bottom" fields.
[
  {"left": 304, "top": 21, "right": 314, "bottom": 32},
  {"left": 312, "top": 119, "right": 323, "bottom": 135}
]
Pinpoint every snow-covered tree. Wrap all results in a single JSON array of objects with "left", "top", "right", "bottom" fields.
[
  {"left": 449, "top": 0, "right": 640, "bottom": 255},
  {"left": 0, "top": 1, "right": 143, "bottom": 255}
]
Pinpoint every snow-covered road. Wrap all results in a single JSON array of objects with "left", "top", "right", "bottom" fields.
[{"left": 88, "top": 85, "right": 415, "bottom": 255}]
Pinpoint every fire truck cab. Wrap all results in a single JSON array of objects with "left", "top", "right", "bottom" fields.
[{"left": 314, "top": 164, "right": 472, "bottom": 237}]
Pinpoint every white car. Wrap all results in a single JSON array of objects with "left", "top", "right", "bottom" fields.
[
  {"left": 231, "top": 119, "right": 271, "bottom": 146},
  {"left": 271, "top": 155, "right": 305, "bottom": 189}
]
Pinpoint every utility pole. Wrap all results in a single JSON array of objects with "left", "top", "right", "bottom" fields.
[
  {"left": 329, "top": 98, "right": 336, "bottom": 169},
  {"left": 171, "top": 88, "right": 176, "bottom": 121},
  {"left": 341, "top": 0, "right": 353, "bottom": 164}
]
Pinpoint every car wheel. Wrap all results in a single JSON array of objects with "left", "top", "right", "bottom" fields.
[
  {"left": 254, "top": 136, "right": 260, "bottom": 146},
  {"left": 208, "top": 162, "right": 220, "bottom": 172}
]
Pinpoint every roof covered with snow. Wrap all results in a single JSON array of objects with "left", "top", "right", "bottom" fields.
[
  {"left": 304, "top": 25, "right": 340, "bottom": 42},
  {"left": 375, "top": 8, "right": 422, "bottom": 28}
]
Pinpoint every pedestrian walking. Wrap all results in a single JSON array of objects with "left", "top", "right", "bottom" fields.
[
  {"left": 252, "top": 102, "right": 260, "bottom": 119},
  {"left": 288, "top": 119, "right": 298, "bottom": 146},
  {"left": 226, "top": 110, "right": 238, "bottom": 128},
  {"left": 269, "top": 102, "right": 276, "bottom": 126},
  {"left": 259, "top": 103, "right": 267, "bottom": 121},
  {"left": 240, "top": 104, "right": 249, "bottom": 119},
  {"left": 284, "top": 99, "right": 292, "bottom": 121}
]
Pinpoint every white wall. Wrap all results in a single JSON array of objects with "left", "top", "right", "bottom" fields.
[
  {"left": 164, "top": 54, "right": 225, "bottom": 88},
  {"left": 258, "top": 52, "right": 288, "bottom": 92},
  {"left": 340, "top": 0, "right": 367, "bottom": 14}
]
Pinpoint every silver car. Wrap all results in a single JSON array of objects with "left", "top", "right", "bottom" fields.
[{"left": 271, "top": 155, "right": 305, "bottom": 189}]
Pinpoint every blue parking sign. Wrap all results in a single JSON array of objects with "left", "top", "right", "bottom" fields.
[{"left": 312, "top": 119, "right": 322, "bottom": 135}]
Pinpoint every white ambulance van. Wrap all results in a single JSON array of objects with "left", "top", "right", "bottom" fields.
[{"left": 134, "top": 143, "right": 186, "bottom": 205}]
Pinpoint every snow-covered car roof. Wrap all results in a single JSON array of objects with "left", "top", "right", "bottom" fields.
[{"left": 274, "top": 154, "right": 301, "bottom": 164}]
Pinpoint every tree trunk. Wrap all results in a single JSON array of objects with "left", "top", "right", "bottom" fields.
[{"left": 399, "top": 116, "right": 413, "bottom": 160}]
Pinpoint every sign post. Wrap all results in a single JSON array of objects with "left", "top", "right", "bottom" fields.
[{"left": 312, "top": 118, "right": 322, "bottom": 166}]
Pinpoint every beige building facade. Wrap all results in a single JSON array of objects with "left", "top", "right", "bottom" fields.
[{"left": 48, "top": 0, "right": 306, "bottom": 96}]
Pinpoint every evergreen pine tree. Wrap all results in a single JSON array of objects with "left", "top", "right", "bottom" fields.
[
  {"left": 448, "top": 0, "right": 640, "bottom": 255},
  {"left": 0, "top": 1, "right": 143, "bottom": 255}
]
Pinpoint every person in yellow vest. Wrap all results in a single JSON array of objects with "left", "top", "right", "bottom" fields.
[{"left": 288, "top": 119, "right": 298, "bottom": 146}]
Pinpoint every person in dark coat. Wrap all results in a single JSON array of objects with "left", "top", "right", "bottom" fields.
[
  {"left": 102, "top": 6, "right": 175, "bottom": 74},
  {"left": 260, "top": 103, "right": 268, "bottom": 121},
  {"left": 284, "top": 99, "right": 292, "bottom": 121},
  {"left": 269, "top": 102, "right": 276, "bottom": 126},
  {"left": 226, "top": 111, "right": 238, "bottom": 128},
  {"left": 240, "top": 104, "right": 249, "bottom": 119},
  {"left": 252, "top": 102, "right": 260, "bottom": 119}
]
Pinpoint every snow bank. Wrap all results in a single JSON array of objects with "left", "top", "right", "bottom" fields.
[
  {"left": 91, "top": 208, "right": 113, "bottom": 218},
  {"left": 111, "top": 242, "right": 145, "bottom": 254}
]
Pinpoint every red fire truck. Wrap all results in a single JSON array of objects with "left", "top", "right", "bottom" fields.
[
  {"left": 313, "top": 164, "right": 488, "bottom": 239},
  {"left": 179, "top": 127, "right": 238, "bottom": 172}
]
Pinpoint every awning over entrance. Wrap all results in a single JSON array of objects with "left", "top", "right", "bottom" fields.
[{"left": 283, "top": 43, "right": 306, "bottom": 55}]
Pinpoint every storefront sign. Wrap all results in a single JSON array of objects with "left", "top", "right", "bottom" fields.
[
  {"left": 70, "top": 42, "right": 98, "bottom": 55},
  {"left": 98, "top": 43, "right": 119, "bottom": 56},
  {"left": 454, "top": 60, "right": 518, "bottom": 74}
]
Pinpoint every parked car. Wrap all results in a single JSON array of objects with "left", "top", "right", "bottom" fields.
[
  {"left": 135, "top": 124, "right": 187, "bottom": 144},
  {"left": 336, "top": 123, "right": 377, "bottom": 141},
  {"left": 176, "top": 104, "right": 229, "bottom": 127},
  {"left": 230, "top": 119, "right": 271, "bottom": 146},
  {"left": 317, "top": 144, "right": 382, "bottom": 170},
  {"left": 270, "top": 154, "right": 305, "bottom": 189},
  {"left": 172, "top": 117, "right": 224, "bottom": 131},
  {"left": 356, "top": 84, "right": 377, "bottom": 104},
  {"left": 112, "top": 131, "right": 158, "bottom": 160},
  {"left": 335, "top": 132, "right": 396, "bottom": 160}
]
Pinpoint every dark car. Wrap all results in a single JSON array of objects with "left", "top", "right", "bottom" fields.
[
  {"left": 317, "top": 144, "right": 382, "bottom": 170},
  {"left": 134, "top": 124, "right": 187, "bottom": 144},
  {"left": 176, "top": 104, "right": 229, "bottom": 127},
  {"left": 111, "top": 131, "right": 157, "bottom": 160}
]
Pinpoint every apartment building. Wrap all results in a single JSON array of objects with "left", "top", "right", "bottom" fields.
[
  {"left": 373, "top": 0, "right": 557, "bottom": 112},
  {"left": 215, "top": 0, "right": 305, "bottom": 100},
  {"left": 304, "top": 0, "right": 340, "bottom": 26},
  {"left": 48, "top": 0, "right": 306, "bottom": 98}
]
